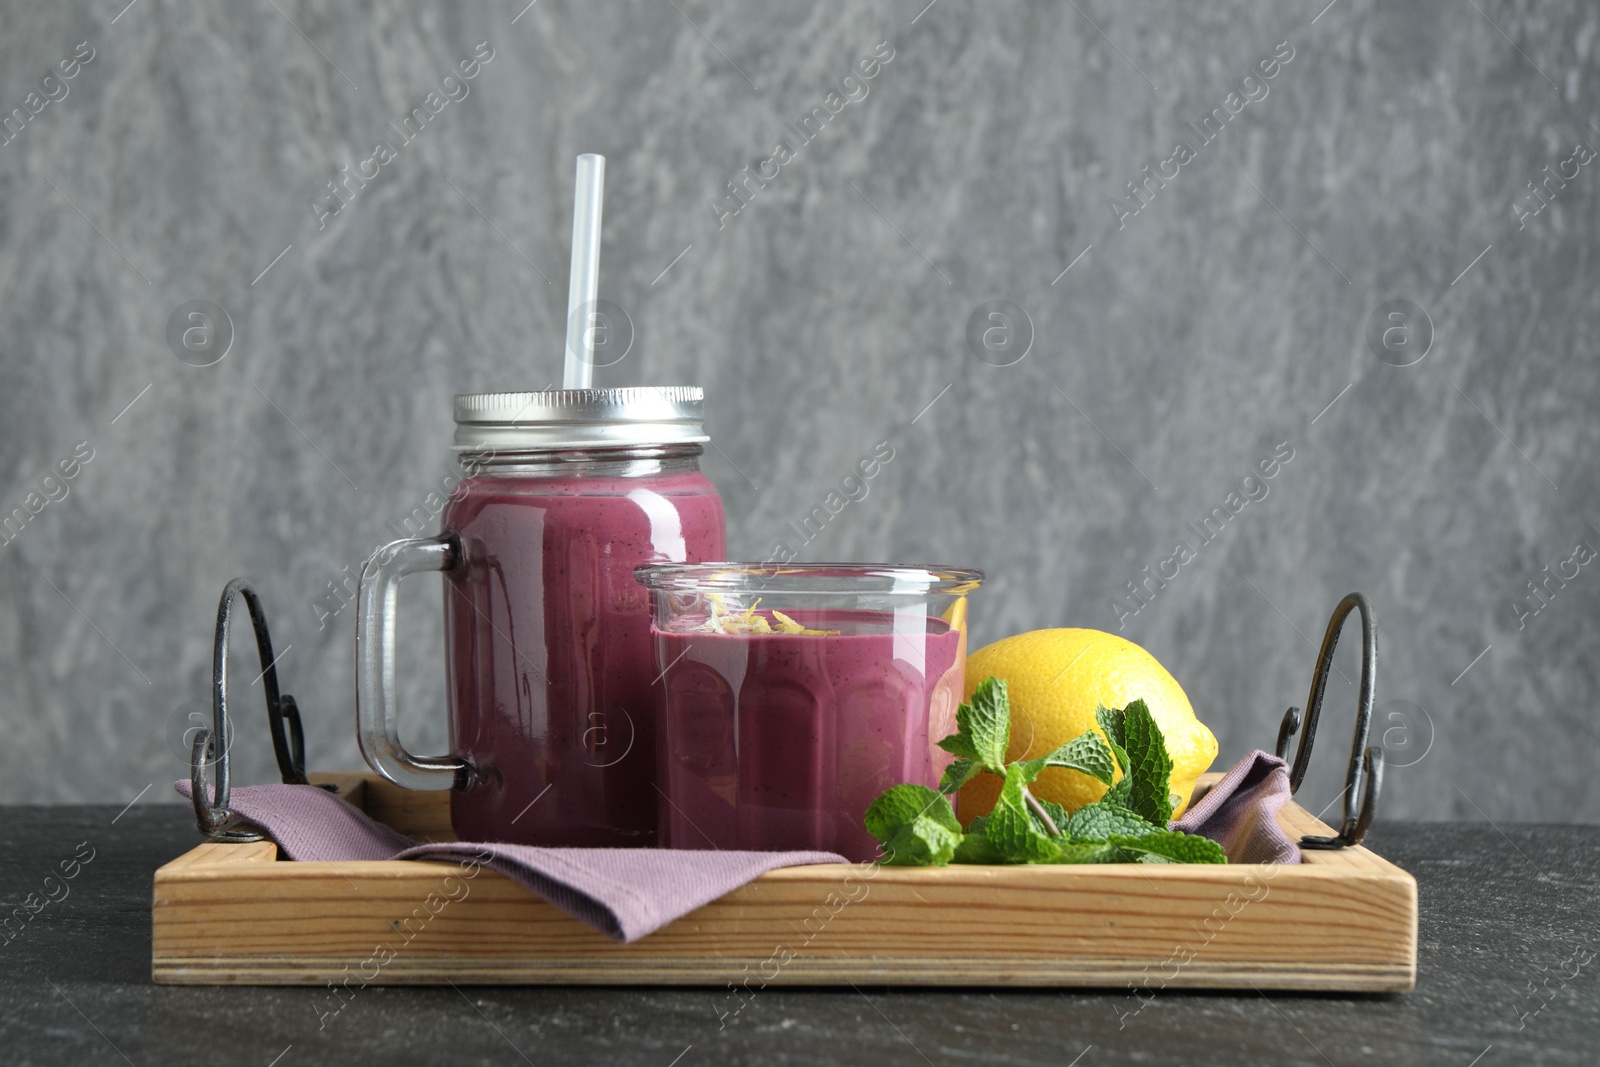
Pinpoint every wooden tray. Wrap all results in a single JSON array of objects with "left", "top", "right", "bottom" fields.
[{"left": 152, "top": 771, "right": 1417, "bottom": 990}]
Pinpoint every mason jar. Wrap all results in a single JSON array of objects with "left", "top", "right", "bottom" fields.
[{"left": 356, "top": 387, "right": 726, "bottom": 846}]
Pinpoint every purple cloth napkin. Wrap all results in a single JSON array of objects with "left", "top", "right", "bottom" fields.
[
  {"left": 174, "top": 749, "right": 1298, "bottom": 942},
  {"left": 1174, "top": 749, "right": 1302, "bottom": 864},
  {"left": 174, "top": 780, "right": 845, "bottom": 943}
]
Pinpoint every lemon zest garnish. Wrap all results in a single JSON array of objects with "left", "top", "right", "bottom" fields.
[
  {"left": 771, "top": 610, "right": 805, "bottom": 634},
  {"left": 771, "top": 607, "right": 844, "bottom": 633},
  {"left": 687, "top": 599, "right": 838, "bottom": 635},
  {"left": 771, "top": 609, "right": 839, "bottom": 636},
  {"left": 688, "top": 592, "right": 728, "bottom": 632},
  {"left": 720, "top": 612, "right": 772, "bottom": 634}
]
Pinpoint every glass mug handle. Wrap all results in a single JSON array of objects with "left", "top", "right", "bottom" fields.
[{"left": 355, "top": 535, "right": 474, "bottom": 790}]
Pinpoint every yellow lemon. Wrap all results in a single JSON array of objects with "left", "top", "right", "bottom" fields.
[{"left": 956, "top": 628, "right": 1217, "bottom": 823}]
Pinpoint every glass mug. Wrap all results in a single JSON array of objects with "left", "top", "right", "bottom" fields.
[
  {"left": 355, "top": 388, "right": 726, "bottom": 846},
  {"left": 634, "top": 562, "right": 983, "bottom": 861}
]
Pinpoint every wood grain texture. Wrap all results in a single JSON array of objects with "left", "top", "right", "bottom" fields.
[{"left": 152, "top": 773, "right": 1417, "bottom": 990}]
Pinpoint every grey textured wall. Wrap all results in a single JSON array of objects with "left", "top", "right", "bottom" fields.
[{"left": 2, "top": 0, "right": 1596, "bottom": 825}]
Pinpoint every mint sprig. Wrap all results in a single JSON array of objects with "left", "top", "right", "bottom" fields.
[{"left": 864, "top": 680, "right": 1224, "bottom": 866}]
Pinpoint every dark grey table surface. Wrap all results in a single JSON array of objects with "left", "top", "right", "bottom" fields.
[{"left": 1, "top": 807, "right": 1596, "bottom": 1067}]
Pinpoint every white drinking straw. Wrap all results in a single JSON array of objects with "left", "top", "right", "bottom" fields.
[{"left": 562, "top": 153, "right": 606, "bottom": 390}]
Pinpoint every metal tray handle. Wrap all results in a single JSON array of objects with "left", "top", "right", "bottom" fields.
[
  {"left": 189, "top": 578, "right": 317, "bottom": 841},
  {"left": 1273, "top": 591, "right": 1384, "bottom": 849}
]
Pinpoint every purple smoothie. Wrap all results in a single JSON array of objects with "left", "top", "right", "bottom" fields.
[
  {"left": 653, "top": 609, "right": 964, "bottom": 860},
  {"left": 442, "top": 468, "right": 725, "bottom": 846}
]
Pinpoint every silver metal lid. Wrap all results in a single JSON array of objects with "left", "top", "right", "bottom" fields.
[{"left": 452, "top": 387, "right": 707, "bottom": 451}]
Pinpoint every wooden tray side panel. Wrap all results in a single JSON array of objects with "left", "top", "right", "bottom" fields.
[
  {"left": 309, "top": 772, "right": 453, "bottom": 840},
  {"left": 153, "top": 774, "right": 1416, "bottom": 990}
]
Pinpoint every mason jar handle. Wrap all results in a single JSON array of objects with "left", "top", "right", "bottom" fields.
[{"left": 355, "top": 535, "right": 473, "bottom": 790}]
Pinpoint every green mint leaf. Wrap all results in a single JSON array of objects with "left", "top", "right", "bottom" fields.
[
  {"left": 881, "top": 815, "right": 962, "bottom": 866},
  {"left": 1044, "top": 840, "right": 1122, "bottom": 864},
  {"left": 1020, "top": 729, "right": 1118, "bottom": 786},
  {"left": 1065, "top": 800, "right": 1160, "bottom": 841},
  {"left": 982, "top": 763, "right": 1059, "bottom": 863},
  {"left": 956, "top": 677, "right": 1012, "bottom": 772},
  {"left": 1110, "top": 830, "right": 1227, "bottom": 865},
  {"left": 936, "top": 734, "right": 981, "bottom": 762},
  {"left": 1094, "top": 703, "right": 1132, "bottom": 799},
  {"left": 938, "top": 757, "right": 982, "bottom": 796},
  {"left": 952, "top": 832, "right": 1005, "bottom": 864},
  {"left": 864, "top": 783, "right": 960, "bottom": 842},
  {"left": 1121, "top": 699, "right": 1176, "bottom": 828},
  {"left": 864, "top": 784, "right": 963, "bottom": 866},
  {"left": 1103, "top": 773, "right": 1132, "bottom": 807},
  {"left": 1095, "top": 704, "right": 1128, "bottom": 759}
]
